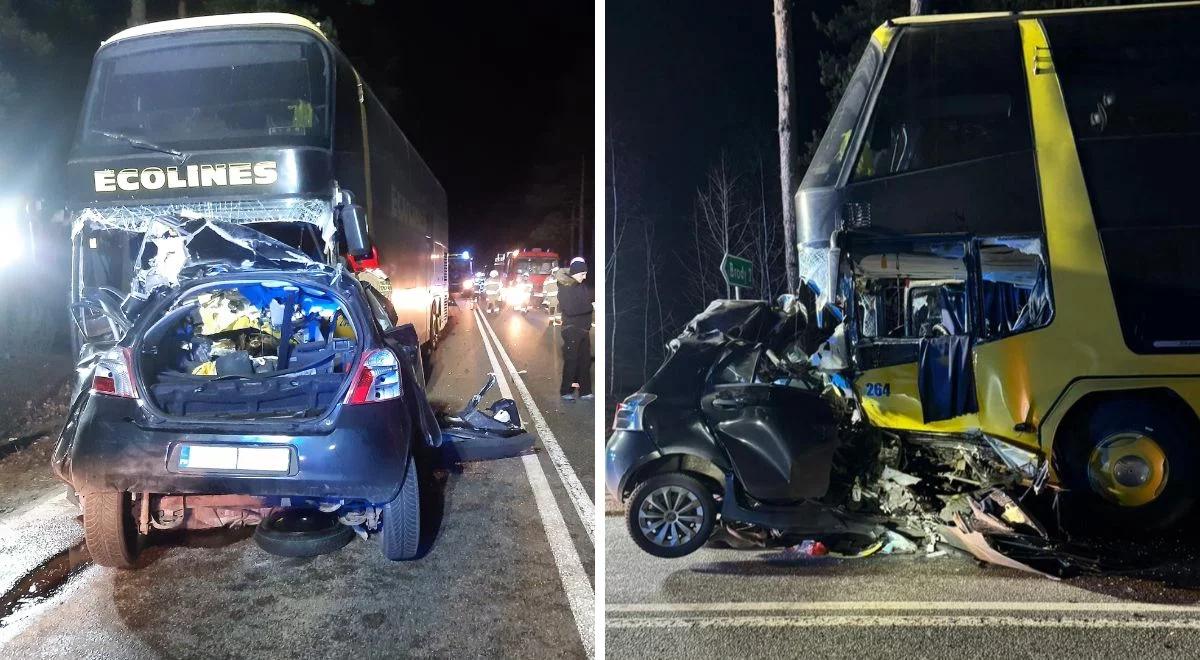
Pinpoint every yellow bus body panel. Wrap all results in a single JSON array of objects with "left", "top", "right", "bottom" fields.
[{"left": 854, "top": 19, "right": 1200, "bottom": 466}]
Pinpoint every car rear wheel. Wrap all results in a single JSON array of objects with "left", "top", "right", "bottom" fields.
[
  {"left": 381, "top": 457, "right": 422, "bottom": 560},
  {"left": 253, "top": 508, "right": 355, "bottom": 558},
  {"left": 83, "top": 491, "right": 139, "bottom": 569},
  {"left": 626, "top": 473, "right": 716, "bottom": 558},
  {"left": 1058, "top": 399, "right": 1198, "bottom": 533}
]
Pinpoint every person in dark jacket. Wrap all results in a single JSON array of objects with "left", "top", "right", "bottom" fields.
[{"left": 558, "top": 257, "right": 593, "bottom": 400}]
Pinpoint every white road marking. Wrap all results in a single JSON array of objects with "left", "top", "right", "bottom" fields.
[
  {"left": 608, "top": 600, "right": 1200, "bottom": 614},
  {"left": 476, "top": 309, "right": 594, "bottom": 543},
  {"left": 475, "top": 308, "right": 595, "bottom": 658},
  {"left": 607, "top": 615, "right": 1200, "bottom": 630}
]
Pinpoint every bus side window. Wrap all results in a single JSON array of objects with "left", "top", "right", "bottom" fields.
[
  {"left": 978, "top": 237, "right": 1053, "bottom": 339},
  {"left": 853, "top": 243, "right": 968, "bottom": 340}
]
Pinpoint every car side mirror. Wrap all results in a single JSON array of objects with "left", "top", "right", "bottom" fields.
[{"left": 340, "top": 204, "right": 371, "bottom": 257}]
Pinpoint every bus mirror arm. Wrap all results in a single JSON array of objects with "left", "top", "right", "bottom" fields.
[{"left": 339, "top": 203, "right": 372, "bottom": 258}]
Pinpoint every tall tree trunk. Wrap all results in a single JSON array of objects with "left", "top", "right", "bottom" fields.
[
  {"left": 910, "top": 0, "right": 931, "bottom": 15},
  {"left": 179, "top": 0, "right": 188, "bottom": 18},
  {"left": 773, "top": 0, "right": 799, "bottom": 294},
  {"left": 758, "top": 154, "right": 770, "bottom": 300},
  {"left": 642, "top": 223, "right": 652, "bottom": 380},
  {"left": 128, "top": 0, "right": 147, "bottom": 27},
  {"left": 607, "top": 140, "right": 619, "bottom": 395}
]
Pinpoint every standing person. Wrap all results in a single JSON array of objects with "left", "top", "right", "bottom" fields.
[
  {"left": 542, "top": 267, "right": 560, "bottom": 324},
  {"left": 471, "top": 271, "right": 486, "bottom": 309},
  {"left": 484, "top": 269, "right": 503, "bottom": 314},
  {"left": 557, "top": 257, "right": 593, "bottom": 400},
  {"left": 513, "top": 272, "right": 534, "bottom": 313}
]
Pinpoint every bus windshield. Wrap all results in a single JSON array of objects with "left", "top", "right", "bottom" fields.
[
  {"left": 77, "top": 28, "right": 330, "bottom": 153},
  {"left": 800, "top": 42, "right": 882, "bottom": 190}
]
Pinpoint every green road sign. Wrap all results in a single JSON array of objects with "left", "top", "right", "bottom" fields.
[{"left": 720, "top": 253, "right": 753, "bottom": 289}]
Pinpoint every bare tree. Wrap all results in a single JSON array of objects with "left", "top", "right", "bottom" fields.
[
  {"left": 682, "top": 154, "right": 756, "bottom": 308},
  {"left": 754, "top": 156, "right": 786, "bottom": 300},
  {"left": 773, "top": 0, "right": 799, "bottom": 293}
]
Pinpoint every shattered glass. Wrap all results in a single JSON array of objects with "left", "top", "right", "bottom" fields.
[
  {"left": 128, "top": 218, "right": 326, "bottom": 296},
  {"left": 73, "top": 198, "right": 335, "bottom": 245}
]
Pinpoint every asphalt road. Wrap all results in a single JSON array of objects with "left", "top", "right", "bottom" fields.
[
  {"left": 605, "top": 517, "right": 1200, "bottom": 658},
  {"left": 0, "top": 295, "right": 595, "bottom": 658}
]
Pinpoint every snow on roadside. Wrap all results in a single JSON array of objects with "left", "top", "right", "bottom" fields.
[{"left": 0, "top": 490, "right": 83, "bottom": 600}]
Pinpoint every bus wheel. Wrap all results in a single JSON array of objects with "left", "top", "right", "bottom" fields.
[
  {"left": 428, "top": 310, "right": 439, "bottom": 351},
  {"left": 1058, "top": 399, "right": 1197, "bottom": 533}
]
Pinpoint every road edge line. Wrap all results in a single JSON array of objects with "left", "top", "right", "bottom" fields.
[
  {"left": 476, "top": 309, "right": 595, "bottom": 543},
  {"left": 475, "top": 308, "right": 595, "bottom": 658},
  {"left": 606, "top": 614, "right": 1200, "bottom": 630},
  {"left": 607, "top": 600, "right": 1200, "bottom": 614}
]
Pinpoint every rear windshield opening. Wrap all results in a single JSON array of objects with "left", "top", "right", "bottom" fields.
[{"left": 139, "top": 281, "right": 357, "bottom": 419}]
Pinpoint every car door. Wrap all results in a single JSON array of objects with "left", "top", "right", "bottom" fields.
[{"left": 701, "top": 345, "right": 840, "bottom": 502}]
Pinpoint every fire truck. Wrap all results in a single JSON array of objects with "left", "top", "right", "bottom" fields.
[{"left": 498, "top": 248, "right": 560, "bottom": 290}]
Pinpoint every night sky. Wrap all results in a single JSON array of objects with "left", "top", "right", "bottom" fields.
[
  {"left": 607, "top": 0, "right": 840, "bottom": 241},
  {"left": 325, "top": 1, "right": 594, "bottom": 264}
]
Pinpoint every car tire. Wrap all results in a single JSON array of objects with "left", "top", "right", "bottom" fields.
[
  {"left": 83, "top": 491, "right": 139, "bottom": 569},
  {"left": 625, "top": 473, "right": 716, "bottom": 559},
  {"left": 253, "top": 509, "right": 355, "bottom": 558},
  {"left": 381, "top": 457, "right": 422, "bottom": 560},
  {"left": 1057, "top": 398, "right": 1198, "bottom": 534}
]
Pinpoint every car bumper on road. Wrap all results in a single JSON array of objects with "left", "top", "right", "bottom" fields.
[
  {"left": 605, "top": 430, "right": 661, "bottom": 502},
  {"left": 58, "top": 394, "right": 411, "bottom": 504}
]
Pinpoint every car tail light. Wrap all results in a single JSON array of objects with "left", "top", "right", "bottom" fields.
[
  {"left": 92, "top": 347, "right": 138, "bottom": 399},
  {"left": 345, "top": 349, "right": 402, "bottom": 405},
  {"left": 612, "top": 393, "right": 656, "bottom": 432}
]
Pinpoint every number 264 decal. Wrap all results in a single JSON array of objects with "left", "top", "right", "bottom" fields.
[{"left": 864, "top": 382, "right": 891, "bottom": 397}]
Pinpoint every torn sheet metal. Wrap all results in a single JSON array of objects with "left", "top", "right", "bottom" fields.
[
  {"left": 941, "top": 514, "right": 1058, "bottom": 579},
  {"left": 130, "top": 218, "right": 325, "bottom": 295}
]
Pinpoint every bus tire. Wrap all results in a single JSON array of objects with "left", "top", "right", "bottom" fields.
[
  {"left": 1057, "top": 398, "right": 1197, "bottom": 534},
  {"left": 428, "top": 308, "right": 439, "bottom": 351}
]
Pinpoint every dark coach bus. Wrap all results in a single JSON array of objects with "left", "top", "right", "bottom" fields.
[{"left": 65, "top": 13, "right": 449, "bottom": 348}]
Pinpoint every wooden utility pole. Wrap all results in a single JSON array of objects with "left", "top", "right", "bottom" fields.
[
  {"left": 773, "top": 0, "right": 799, "bottom": 293},
  {"left": 128, "top": 0, "right": 147, "bottom": 27}
]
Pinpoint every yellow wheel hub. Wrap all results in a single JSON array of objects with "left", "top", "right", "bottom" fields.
[{"left": 1086, "top": 433, "right": 1168, "bottom": 508}]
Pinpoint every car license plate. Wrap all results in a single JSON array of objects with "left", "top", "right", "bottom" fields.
[{"left": 178, "top": 445, "right": 290, "bottom": 472}]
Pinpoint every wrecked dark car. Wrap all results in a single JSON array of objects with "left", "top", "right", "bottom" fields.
[
  {"left": 606, "top": 295, "right": 1066, "bottom": 574},
  {"left": 53, "top": 218, "right": 517, "bottom": 567}
]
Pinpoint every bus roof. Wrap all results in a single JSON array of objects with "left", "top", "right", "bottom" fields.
[
  {"left": 103, "top": 13, "right": 326, "bottom": 46},
  {"left": 889, "top": 1, "right": 1200, "bottom": 27}
]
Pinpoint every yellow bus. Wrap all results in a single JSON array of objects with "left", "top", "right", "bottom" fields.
[{"left": 795, "top": 3, "right": 1200, "bottom": 530}]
